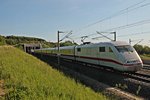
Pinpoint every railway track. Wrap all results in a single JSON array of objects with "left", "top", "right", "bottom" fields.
[
  {"left": 125, "top": 72, "right": 150, "bottom": 83},
  {"left": 59, "top": 57, "right": 150, "bottom": 99},
  {"left": 91, "top": 66, "right": 150, "bottom": 83},
  {"left": 47, "top": 54, "right": 150, "bottom": 84},
  {"left": 62, "top": 57, "right": 150, "bottom": 84},
  {"left": 143, "top": 64, "right": 150, "bottom": 70},
  {"left": 36, "top": 53, "right": 150, "bottom": 84},
  {"left": 74, "top": 60, "right": 150, "bottom": 84},
  {"left": 33, "top": 54, "right": 150, "bottom": 99},
  {"left": 70, "top": 59, "right": 150, "bottom": 84}
]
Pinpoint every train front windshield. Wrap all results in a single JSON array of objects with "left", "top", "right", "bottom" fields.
[{"left": 115, "top": 45, "right": 134, "bottom": 53}]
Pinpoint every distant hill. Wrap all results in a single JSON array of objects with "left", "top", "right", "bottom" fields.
[
  {"left": 0, "top": 46, "right": 106, "bottom": 99},
  {"left": 0, "top": 35, "right": 77, "bottom": 49}
]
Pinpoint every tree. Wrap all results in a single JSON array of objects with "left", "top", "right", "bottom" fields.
[
  {"left": 134, "top": 45, "right": 143, "bottom": 54},
  {"left": 60, "top": 41, "right": 78, "bottom": 47},
  {"left": 143, "top": 46, "right": 150, "bottom": 54},
  {"left": 134, "top": 44, "right": 150, "bottom": 55},
  {"left": 0, "top": 35, "right": 6, "bottom": 45}
]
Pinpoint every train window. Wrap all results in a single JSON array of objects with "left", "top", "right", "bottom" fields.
[
  {"left": 99, "top": 47, "right": 105, "bottom": 52},
  {"left": 115, "top": 45, "right": 134, "bottom": 53},
  {"left": 109, "top": 47, "right": 113, "bottom": 52},
  {"left": 77, "top": 48, "right": 81, "bottom": 52}
]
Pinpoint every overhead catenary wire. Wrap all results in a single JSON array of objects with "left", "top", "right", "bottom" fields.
[
  {"left": 134, "top": 39, "right": 144, "bottom": 45},
  {"left": 96, "top": 31, "right": 114, "bottom": 41},
  {"left": 103, "top": 19, "right": 150, "bottom": 32},
  {"left": 118, "top": 31, "right": 150, "bottom": 37},
  {"left": 71, "top": 19, "right": 150, "bottom": 41},
  {"left": 73, "top": 0, "right": 148, "bottom": 34},
  {"left": 65, "top": 0, "right": 150, "bottom": 44},
  {"left": 60, "top": 31, "right": 72, "bottom": 42},
  {"left": 92, "top": 31, "right": 150, "bottom": 41},
  {"left": 69, "top": 33, "right": 97, "bottom": 40}
]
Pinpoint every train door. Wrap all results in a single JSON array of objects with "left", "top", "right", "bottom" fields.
[
  {"left": 98, "top": 46, "right": 106, "bottom": 66},
  {"left": 107, "top": 46, "right": 118, "bottom": 69},
  {"left": 89, "top": 47, "right": 99, "bottom": 65},
  {"left": 95, "top": 47, "right": 100, "bottom": 65},
  {"left": 108, "top": 47, "right": 116, "bottom": 60},
  {"left": 98, "top": 46, "right": 118, "bottom": 68},
  {"left": 90, "top": 46, "right": 99, "bottom": 65},
  {"left": 75, "top": 46, "right": 81, "bottom": 62}
]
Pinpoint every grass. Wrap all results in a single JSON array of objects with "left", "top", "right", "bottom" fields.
[
  {"left": 140, "top": 54, "right": 150, "bottom": 60},
  {"left": 0, "top": 46, "right": 107, "bottom": 100}
]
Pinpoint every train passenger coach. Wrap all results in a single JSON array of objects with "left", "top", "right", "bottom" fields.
[{"left": 34, "top": 41, "right": 143, "bottom": 72}]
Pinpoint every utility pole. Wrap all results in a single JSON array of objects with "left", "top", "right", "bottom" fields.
[
  {"left": 113, "top": 32, "right": 116, "bottom": 41},
  {"left": 110, "top": 31, "right": 116, "bottom": 41},
  {"left": 57, "top": 30, "right": 72, "bottom": 67},
  {"left": 93, "top": 31, "right": 116, "bottom": 41},
  {"left": 129, "top": 39, "right": 132, "bottom": 44},
  {"left": 129, "top": 39, "right": 143, "bottom": 45},
  {"left": 57, "top": 31, "right": 64, "bottom": 67}
]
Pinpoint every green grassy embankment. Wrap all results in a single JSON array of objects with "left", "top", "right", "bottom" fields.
[
  {"left": 0, "top": 46, "right": 107, "bottom": 100},
  {"left": 140, "top": 54, "right": 150, "bottom": 60}
]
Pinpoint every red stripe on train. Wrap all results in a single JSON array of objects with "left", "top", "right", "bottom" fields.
[{"left": 61, "top": 54, "right": 141, "bottom": 67}]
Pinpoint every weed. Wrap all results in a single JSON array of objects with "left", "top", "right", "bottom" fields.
[{"left": 136, "top": 85, "right": 141, "bottom": 95}]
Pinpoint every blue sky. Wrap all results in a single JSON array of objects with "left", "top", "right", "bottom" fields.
[{"left": 0, "top": 0, "right": 150, "bottom": 45}]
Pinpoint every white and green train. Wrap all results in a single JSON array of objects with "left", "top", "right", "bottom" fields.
[{"left": 34, "top": 41, "right": 143, "bottom": 72}]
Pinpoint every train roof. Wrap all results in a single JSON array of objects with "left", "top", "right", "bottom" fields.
[
  {"left": 59, "top": 46, "right": 75, "bottom": 49},
  {"left": 102, "top": 41, "right": 129, "bottom": 46},
  {"left": 34, "top": 47, "right": 56, "bottom": 51},
  {"left": 77, "top": 41, "right": 129, "bottom": 48},
  {"left": 35, "top": 41, "right": 130, "bottom": 50}
]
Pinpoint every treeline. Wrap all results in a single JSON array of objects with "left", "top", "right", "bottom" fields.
[
  {"left": 1, "top": 35, "right": 149, "bottom": 55},
  {"left": 0, "top": 35, "right": 77, "bottom": 48},
  {"left": 134, "top": 45, "right": 150, "bottom": 55}
]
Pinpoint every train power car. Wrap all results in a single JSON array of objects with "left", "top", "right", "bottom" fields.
[{"left": 34, "top": 41, "right": 143, "bottom": 72}]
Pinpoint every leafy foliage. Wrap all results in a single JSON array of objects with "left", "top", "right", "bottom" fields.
[
  {"left": 60, "top": 41, "right": 77, "bottom": 47},
  {"left": 5, "top": 35, "right": 46, "bottom": 45},
  {"left": 0, "top": 35, "right": 77, "bottom": 49},
  {"left": 134, "top": 44, "right": 150, "bottom": 55},
  {"left": 0, "top": 35, "right": 6, "bottom": 45}
]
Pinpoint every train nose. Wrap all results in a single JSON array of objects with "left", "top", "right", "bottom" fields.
[
  {"left": 126, "top": 60, "right": 139, "bottom": 64},
  {"left": 135, "top": 63, "right": 143, "bottom": 71},
  {"left": 125, "top": 60, "right": 143, "bottom": 71}
]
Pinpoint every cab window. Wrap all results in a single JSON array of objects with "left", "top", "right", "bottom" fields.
[{"left": 115, "top": 45, "right": 134, "bottom": 53}]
